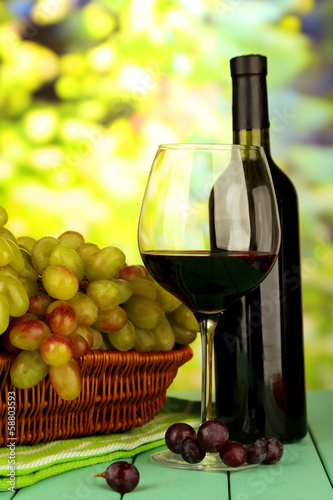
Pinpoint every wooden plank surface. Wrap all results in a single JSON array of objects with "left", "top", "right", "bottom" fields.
[
  {"left": 4, "top": 391, "right": 333, "bottom": 499},
  {"left": 229, "top": 432, "right": 333, "bottom": 500},
  {"left": 307, "top": 390, "right": 333, "bottom": 486},
  {"left": 13, "top": 460, "right": 124, "bottom": 500},
  {"left": 131, "top": 445, "right": 229, "bottom": 499},
  {"left": 0, "top": 492, "right": 15, "bottom": 500}
]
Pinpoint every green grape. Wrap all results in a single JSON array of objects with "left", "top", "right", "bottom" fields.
[
  {"left": 93, "top": 306, "right": 127, "bottom": 333},
  {"left": 133, "top": 327, "right": 155, "bottom": 352},
  {"left": 9, "top": 319, "right": 50, "bottom": 350},
  {"left": 0, "top": 293, "right": 10, "bottom": 334},
  {"left": 86, "top": 280, "right": 122, "bottom": 311},
  {"left": 10, "top": 350, "right": 48, "bottom": 389},
  {"left": 42, "top": 265, "right": 79, "bottom": 300},
  {"left": 0, "top": 237, "right": 13, "bottom": 266},
  {"left": 7, "top": 240, "right": 25, "bottom": 274},
  {"left": 45, "top": 300, "right": 77, "bottom": 335},
  {"left": 156, "top": 287, "right": 182, "bottom": 313},
  {"left": 72, "top": 324, "right": 93, "bottom": 349},
  {"left": 19, "top": 276, "right": 40, "bottom": 297},
  {"left": 0, "top": 206, "right": 8, "bottom": 227},
  {"left": 152, "top": 317, "right": 175, "bottom": 351},
  {"left": 58, "top": 230, "right": 85, "bottom": 250},
  {"left": 68, "top": 292, "right": 99, "bottom": 326},
  {"left": 28, "top": 292, "right": 52, "bottom": 316},
  {"left": 40, "top": 333, "right": 74, "bottom": 366},
  {"left": 0, "top": 265, "right": 19, "bottom": 279},
  {"left": 76, "top": 242, "right": 100, "bottom": 263},
  {"left": 31, "top": 236, "right": 60, "bottom": 275},
  {"left": 19, "top": 258, "right": 39, "bottom": 281},
  {"left": 49, "top": 244, "right": 85, "bottom": 281},
  {"left": 17, "top": 236, "right": 37, "bottom": 253},
  {"left": 110, "top": 278, "right": 133, "bottom": 304},
  {"left": 171, "top": 303, "right": 199, "bottom": 331},
  {"left": 91, "top": 327, "right": 103, "bottom": 349},
  {"left": 122, "top": 296, "right": 165, "bottom": 329},
  {"left": 168, "top": 316, "right": 197, "bottom": 345},
  {"left": 48, "top": 358, "right": 82, "bottom": 400},
  {"left": 19, "top": 246, "right": 31, "bottom": 266},
  {"left": 126, "top": 278, "right": 157, "bottom": 300},
  {"left": 4, "top": 314, "right": 37, "bottom": 353},
  {"left": 147, "top": 276, "right": 182, "bottom": 313},
  {"left": 0, "top": 227, "right": 18, "bottom": 245},
  {"left": 85, "top": 246, "right": 126, "bottom": 281},
  {"left": 106, "top": 319, "right": 136, "bottom": 351},
  {"left": 0, "top": 276, "right": 30, "bottom": 317}
]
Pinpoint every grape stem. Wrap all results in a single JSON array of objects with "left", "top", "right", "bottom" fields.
[{"left": 94, "top": 472, "right": 106, "bottom": 478}]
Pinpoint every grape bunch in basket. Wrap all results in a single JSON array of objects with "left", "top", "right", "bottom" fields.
[{"left": 0, "top": 205, "right": 197, "bottom": 401}]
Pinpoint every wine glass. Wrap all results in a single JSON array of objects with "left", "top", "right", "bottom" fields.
[{"left": 138, "top": 144, "right": 280, "bottom": 470}]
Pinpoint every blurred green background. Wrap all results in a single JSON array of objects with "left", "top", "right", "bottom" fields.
[{"left": 0, "top": 0, "right": 332, "bottom": 391}]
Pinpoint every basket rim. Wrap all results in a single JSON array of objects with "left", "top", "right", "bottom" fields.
[
  {"left": 0, "top": 344, "right": 193, "bottom": 364},
  {"left": 0, "top": 344, "right": 193, "bottom": 445}
]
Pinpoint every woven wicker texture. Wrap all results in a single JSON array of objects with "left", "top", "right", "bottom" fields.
[{"left": 0, "top": 346, "right": 192, "bottom": 446}]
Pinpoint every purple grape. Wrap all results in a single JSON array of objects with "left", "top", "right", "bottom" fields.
[
  {"left": 197, "top": 419, "right": 229, "bottom": 453},
  {"left": 256, "top": 436, "right": 284, "bottom": 465},
  {"left": 219, "top": 440, "right": 247, "bottom": 467},
  {"left": 100, "top": 461, "right": 140, "bottom": 493},
  {"left": 165, "top": 422, "right": 196, "bottom": 454},
  {"left": 245, "top": 441, "right": 267, "bottom": 464},
  {"left": 181, "top": 437, "right": 206, "bottom": 464}
]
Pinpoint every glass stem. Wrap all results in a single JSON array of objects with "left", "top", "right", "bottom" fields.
[{"left": 199, "top": 318, "right": 217, "bottom": 424}]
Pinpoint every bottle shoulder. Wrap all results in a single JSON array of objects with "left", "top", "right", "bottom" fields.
[{"left": 267, "top": 158, "right": 298, "bottom": 201}]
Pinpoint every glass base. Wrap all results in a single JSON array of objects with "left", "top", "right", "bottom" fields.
[{"left": 150, "top": 449, "right": 258, "bottom": 472}]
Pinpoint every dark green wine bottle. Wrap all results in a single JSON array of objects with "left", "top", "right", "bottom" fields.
[{"left": 214, "top": 54, "right": 307, "bottom": 442}]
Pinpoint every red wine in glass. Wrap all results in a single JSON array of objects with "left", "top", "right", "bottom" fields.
[{"left": 141, "top": 250, "right": 276, "bottom": 320}]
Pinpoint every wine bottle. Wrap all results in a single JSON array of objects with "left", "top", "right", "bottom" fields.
[{"left": 214, "top": 54, "right": 307, "bottom": 443}]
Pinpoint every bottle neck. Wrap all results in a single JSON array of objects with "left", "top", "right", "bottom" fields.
[
  {"left": 233, "top": 128, "right": 272, "bottom": 158},
  {"left": 231, "top": 72, "right": 272, "bottom": 159}
]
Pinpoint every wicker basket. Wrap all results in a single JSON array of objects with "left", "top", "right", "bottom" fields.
[{"left": 0, "top": 346, "right": 192, "bottom": 446}]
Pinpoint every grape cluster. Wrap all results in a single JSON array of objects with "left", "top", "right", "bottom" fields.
[
  {"left": 0, "top": 205, "right": 198, "bottom": 401},
  {"left": 165, "top": 420, "right": 284, "bottom": 467}
]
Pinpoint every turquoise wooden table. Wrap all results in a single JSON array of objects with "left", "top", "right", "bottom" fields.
[{"left": 1, "top": 391, "right": 333, "bottom": 499}]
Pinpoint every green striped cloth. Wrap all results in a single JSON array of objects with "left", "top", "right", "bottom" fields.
[{"left": 0, "top": 395, "right": 201, "bottom": 490}]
